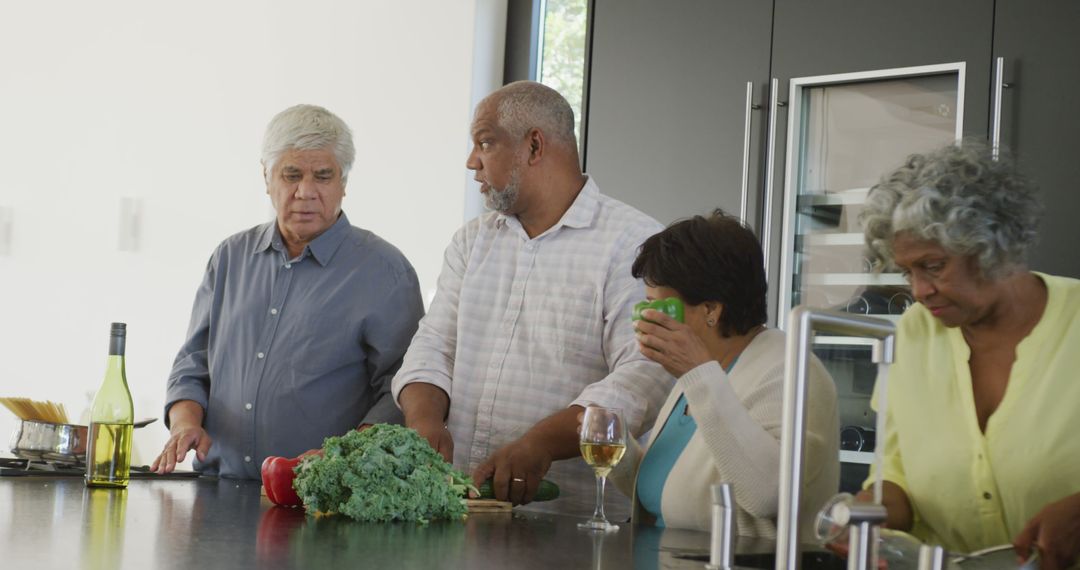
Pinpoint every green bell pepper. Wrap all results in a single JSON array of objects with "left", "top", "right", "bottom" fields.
[{"left": 632, "top": 297, "right": 685, "bottom": 323}]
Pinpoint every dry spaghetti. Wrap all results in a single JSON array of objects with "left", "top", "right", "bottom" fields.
[{"left": 0, "top": 397, "right": 69, "bottom": 424}]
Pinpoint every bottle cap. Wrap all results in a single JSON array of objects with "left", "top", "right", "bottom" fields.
[{"left": 110, "top": 322, "right": 127, "bottom": 335}]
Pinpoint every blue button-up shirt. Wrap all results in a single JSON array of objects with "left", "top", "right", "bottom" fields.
[{"left": 165, "top": 212, "right": 424, "bottom": 478}]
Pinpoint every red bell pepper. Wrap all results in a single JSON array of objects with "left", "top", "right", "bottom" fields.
[{"left": 261, "top": 455, "right": 303, "bottom": 507}]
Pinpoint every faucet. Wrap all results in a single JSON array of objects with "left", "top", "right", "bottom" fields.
[
  {"left": 774, "top": 307, "right": 896, "bottom": 570},
  {"left": 706, "top": 482, "right": 736, "bottom": 570}
]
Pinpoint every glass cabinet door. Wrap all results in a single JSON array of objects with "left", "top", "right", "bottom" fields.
[{"left": 777, "top": 63, "right": 964, "bottom": 481}]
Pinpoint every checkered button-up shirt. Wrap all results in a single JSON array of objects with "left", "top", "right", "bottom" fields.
[{"left": 393, "top": 177, "right": 673, "bottom": 516}]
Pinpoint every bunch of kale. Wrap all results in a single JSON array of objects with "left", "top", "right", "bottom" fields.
[{"left": 293, "top": 424, "right": 473, "bottom": 524}]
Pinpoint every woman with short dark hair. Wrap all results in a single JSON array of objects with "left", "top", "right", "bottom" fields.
[
  {"left": 859, "top": 141, "right": 1080, "bottom": 565},
  {"left": 604, "top": 209, "right": 839, "bottom": 537}
]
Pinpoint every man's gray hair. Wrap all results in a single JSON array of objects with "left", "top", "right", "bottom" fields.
[
  {"left": 492, "top": 81, "right": 577, "bottom": 150},
  {"left": 261, "top": 104, "right": 356, "bottom": 183},
  {"left": 861, "top": 139, "right": 1042, "bottom": 279}
]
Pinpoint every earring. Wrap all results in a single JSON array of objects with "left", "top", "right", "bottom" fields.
[{"left": 707, "top": 319, "right": 716, "bottom": 327}]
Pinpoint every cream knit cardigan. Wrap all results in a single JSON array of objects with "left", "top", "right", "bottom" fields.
[{"left": 608, "top": 328, "right": 839, "bottom": 537}]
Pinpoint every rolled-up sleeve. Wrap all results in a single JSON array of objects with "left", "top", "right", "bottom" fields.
[{"left": 391, "top": 226, "right": 470, "bottom": 407}]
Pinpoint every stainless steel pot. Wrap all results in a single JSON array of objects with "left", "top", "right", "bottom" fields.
[
  {"left": 9, "top": 418, "right": 157, "bottom": 464},
  {"left": 10, "top": 420, "right": 87, "bottom": 463}
]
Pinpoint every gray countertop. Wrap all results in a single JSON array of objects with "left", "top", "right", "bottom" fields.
[
  {"left": 0, "top": 476, "right": 827, "bottom": 570},
  {"left": 0, "top": 477, "right": 708, "bottom": 570}
]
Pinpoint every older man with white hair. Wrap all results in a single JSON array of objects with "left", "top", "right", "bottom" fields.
[
  {"left": 392, "top": 81, "right": 672, "bottom": 518},
  {"left": 152, "top": 104, "right": 424, "bottom": 478}
]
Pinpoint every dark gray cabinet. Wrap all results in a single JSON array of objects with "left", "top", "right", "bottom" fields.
[
  {"left": 993, "top": 0, "right": 1080, "bottom": 278},
  {"left": 585, "top": 1, "right": 1000, "bottom": 316},
  {"left": 584, "top": 0, "right": 772, "bottom": 226},
  {"left": 580, "top": 3, "right": 1080, "bottom": 294},
  {"left": 584, "top": 3, "right": 1078, "bottom": 280}
]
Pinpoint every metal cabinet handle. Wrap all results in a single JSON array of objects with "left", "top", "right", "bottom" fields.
[
  {"left": 739, "top": 82, "right": 755, "bottom": 223},
  {"left": 991, "top": 56, "right": 1011, "bottom": 161},
  {"left": 761, "top": 78, "right": 781, "bottom": 283}
]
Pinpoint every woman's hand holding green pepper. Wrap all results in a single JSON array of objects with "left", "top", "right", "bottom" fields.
[
  {"left": 634, "top": 308, "right": 713, "bottom": 378},
  {"left": 632, "top": 297, "right": 685, "bottom": 324}
]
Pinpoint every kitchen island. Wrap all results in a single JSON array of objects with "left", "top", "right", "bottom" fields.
[{"left": 0, "top": 476, "right": 834, "bottom": 570}]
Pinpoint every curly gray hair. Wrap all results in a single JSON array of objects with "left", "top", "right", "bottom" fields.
[
  {"left": 861, "top": 140, "right": 1042, "bottom": 279},
  {"left": 261, "top": 104, "right": 355, "bottom": 184}
]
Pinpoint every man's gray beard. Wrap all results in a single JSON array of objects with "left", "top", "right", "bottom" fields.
[{"left": 483, "top": 170, "right": 522, "bottom": 214}]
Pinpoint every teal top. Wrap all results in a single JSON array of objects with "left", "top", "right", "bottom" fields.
[{"left": 636, "top": 358, "right": 737, "bottom": 526}]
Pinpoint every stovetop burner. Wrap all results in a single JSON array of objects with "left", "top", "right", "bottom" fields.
[{"left": 0, "top": 456, "right": 200, "bottom": 479}]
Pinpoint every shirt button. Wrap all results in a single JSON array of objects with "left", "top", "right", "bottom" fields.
[
  {"left": 244, "top": 456, "right": 252, "bottom": 463},
  {"left": 983, "top": 492, "right": 993, "bottom": 500},
  {"left": 257, "top": 352, "right": 265, "bottom": 359},
  {"left": 245, "top": 403, "right": 253, "bottom": 410},
  {"left": 270, "top": 308, "right": 278, "bottom": 315},
  {"left": 284, "top": 263, "right": 292, "bottom": 269}
]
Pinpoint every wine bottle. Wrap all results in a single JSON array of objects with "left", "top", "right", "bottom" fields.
[{"left": 85, "top": 322, "right": 134, "bottom": 488}]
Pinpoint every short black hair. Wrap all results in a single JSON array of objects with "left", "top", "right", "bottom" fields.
[{"left": 631, "top": 209, "right": 767, "bottom": 337}]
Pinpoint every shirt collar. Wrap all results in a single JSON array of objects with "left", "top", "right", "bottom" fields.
[
  {"left": 252, "top": 223, "right": 277, "bottom": 254},
  {"left": 251, "top": 212, "right": 352, "bottom": 267},
  {"left": 558, "top": 176, "right": 599, "bottom": 230},
  {"left": 494, "top": 175, "right": 599, "bottom": 233}
]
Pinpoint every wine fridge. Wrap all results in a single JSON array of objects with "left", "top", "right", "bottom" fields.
[{"left": 772, "top": 63, "right": 965, "bottom": 487}]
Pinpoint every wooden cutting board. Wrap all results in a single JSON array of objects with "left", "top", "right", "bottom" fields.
[{"left": 465, "top": 499, "right": 513, "bottom": 513}]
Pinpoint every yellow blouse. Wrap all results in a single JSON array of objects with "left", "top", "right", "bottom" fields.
[{"left": 867, "top": 272, "right": 1080, "bottom": 552}]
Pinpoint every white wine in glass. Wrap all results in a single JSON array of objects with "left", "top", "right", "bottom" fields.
[
  {"left": 580, "top": 442, "right": 626, "bottom": 478},
  {"left": 578, "top": 406, "right": 627, "bottom": 532}
]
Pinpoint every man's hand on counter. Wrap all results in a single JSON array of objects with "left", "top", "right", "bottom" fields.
[
  {"left": 1013, "top": 492, "right": 1080, "bottom": 570},
  {"left": 471, "top": 406, "right": 584, "bottom": 505},
  {"left": 472, "top": 436, "right": 553, "bottom": 506},
  {"left": 151, "top": 400, "right": 212, "bottom": 474}
]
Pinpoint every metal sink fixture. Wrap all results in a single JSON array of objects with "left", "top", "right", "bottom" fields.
[{"left": 775, "top": 307, "right": 896, "bottom": 570}]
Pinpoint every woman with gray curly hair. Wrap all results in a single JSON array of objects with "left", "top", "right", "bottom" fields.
[{"left": 857, "top": 141, "right": 1080, "bottom": 566}]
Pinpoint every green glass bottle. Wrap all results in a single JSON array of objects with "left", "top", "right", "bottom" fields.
[{"left": 85, "top": 322, "right": 134, "bottom": 488}]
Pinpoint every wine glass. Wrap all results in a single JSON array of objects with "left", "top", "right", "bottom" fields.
[
  {"left": 813, "top": 492, "right": 855, "bottom": 544},
  {"left": 578, "top": 406, "right": 627, "bottom": 532},
  {"left": 813, "top": 492, "right": 925, "bottom": 568}
]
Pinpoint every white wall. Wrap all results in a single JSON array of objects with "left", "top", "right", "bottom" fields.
[{"left": 0, "top": 0, "right": 505, "bottom": 466}]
